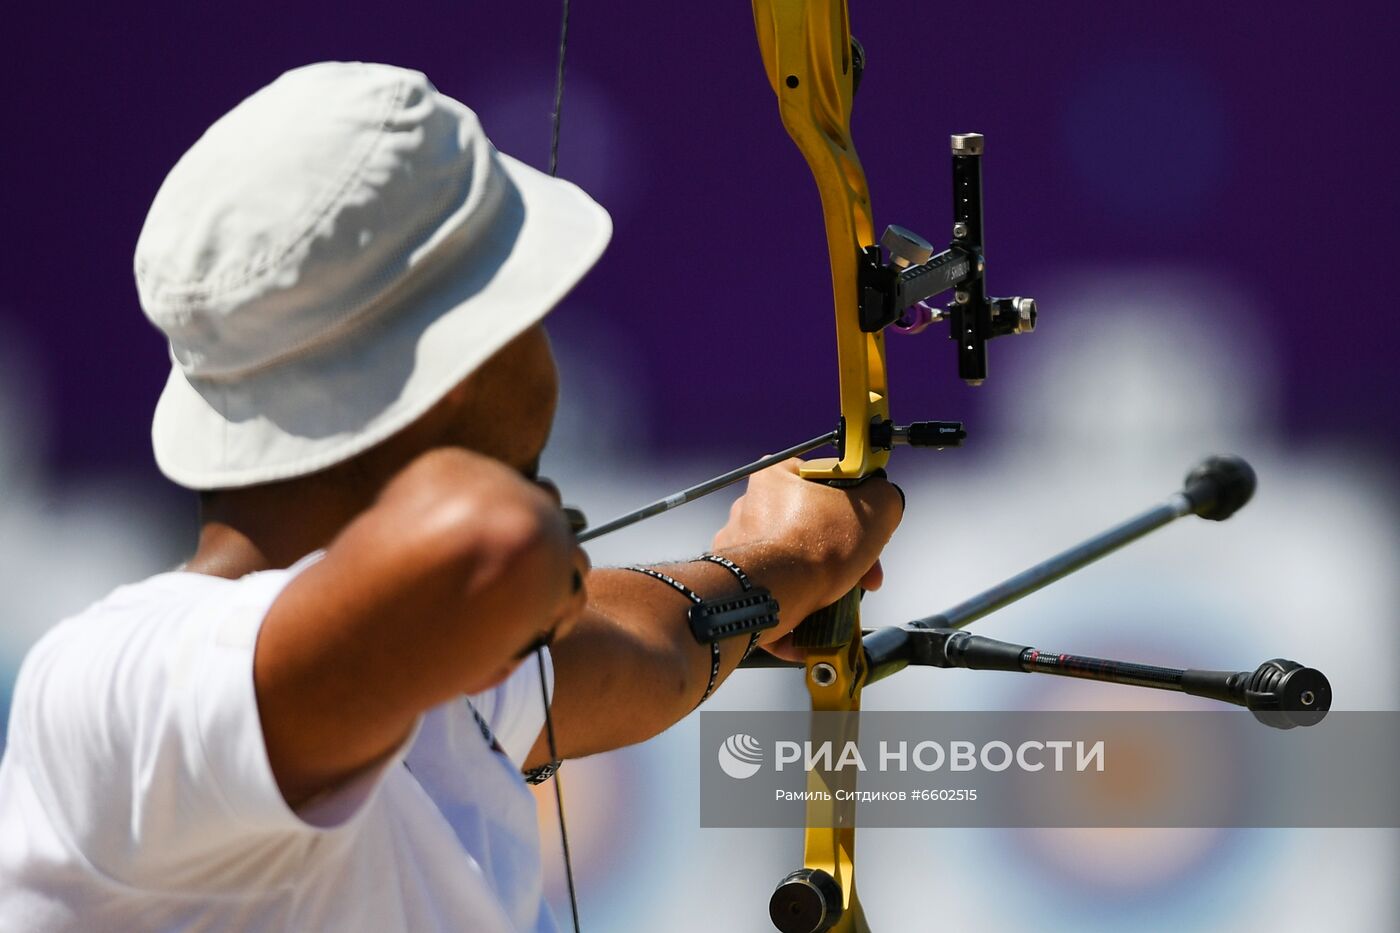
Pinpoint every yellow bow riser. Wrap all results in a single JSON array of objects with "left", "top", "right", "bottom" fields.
[{"left": 752, "top": 2, "right": 885, "bottom": 930}]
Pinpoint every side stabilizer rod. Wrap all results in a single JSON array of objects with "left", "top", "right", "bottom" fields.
[{"left": 861, "top": 625, "right": 1331, "bottom": 729}]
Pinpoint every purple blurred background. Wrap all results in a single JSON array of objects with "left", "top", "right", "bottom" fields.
[
  {"left": 3, "top": 0, "right": 1397, "bottom": 485},
  {"left": 2, "top": 3, "right": 1397, "bottom": 931}
]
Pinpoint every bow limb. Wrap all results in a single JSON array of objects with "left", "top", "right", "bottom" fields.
[
  {"left": 753, "top": 0, "right": 888, "bottom": 484},
  {"left": 753, "top": 2, "right": 881, "bottom": 930}
]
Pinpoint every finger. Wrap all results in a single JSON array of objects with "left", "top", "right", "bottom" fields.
[
  {"left": 533, "top": 476, "right": 564, "bottom": 507},
  {"left": 758, "top": 632, "right": 807, "bottom": 664},
  {"left": 757, "top": 456, "right": 804, "bottom": 477},
  {"left": 860, "top": 470, "right": 903, "bottom": 505},
  {"left": 887, "top": 480, "right": 906, "bottom": 512},
  {"left": 851, "top": 474, "right": 906, "bottom": 526},
  {"left": 556, "top": 549, "right": 591, "bottom": 637},
  {"left": 561, "top": 506, "right": 589, "bottom": 536},
  {"left": 560, "top": 544, "right": 589, "bottom": 607}
]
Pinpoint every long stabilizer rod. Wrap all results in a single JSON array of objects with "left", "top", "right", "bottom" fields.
[
  {"left": 860, "top": 625, "right": 1331, "bottom": 728},
  {"left": 915, "top": 455, "right": 1257, "bottom": 630},
  {"left": 746, "top": 624, "right": 1332, "bottom": 728}
]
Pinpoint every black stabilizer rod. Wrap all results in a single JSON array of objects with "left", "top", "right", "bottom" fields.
[
  {"left": 915, "top": 455, "right": 1257, "bottom": 630},
  {"left": 862, "top": 625, "right": 1331, "bottom": 729},
  {"left": 737, "top": 457, "right": 1260, "bottom": 671}
]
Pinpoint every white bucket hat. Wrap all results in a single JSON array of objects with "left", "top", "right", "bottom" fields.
[{"left": 135, "top": 61, "right": 611, "bottom": 489}]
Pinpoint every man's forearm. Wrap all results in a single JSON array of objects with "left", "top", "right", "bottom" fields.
[{"left": 528, "top": 546, "right": 817, "bottom": 764}]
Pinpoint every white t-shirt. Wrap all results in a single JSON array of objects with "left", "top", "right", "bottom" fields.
[{"left": 0, "top": 557, "right": 559, "bottom": 932}]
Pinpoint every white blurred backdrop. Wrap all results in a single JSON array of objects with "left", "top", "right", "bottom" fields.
[
  {"left": 0, "top": 270, "right": 1395, "bottom": 932},
  {"left": 538, "top": 270, "right": 1400, "bottom": 931}
]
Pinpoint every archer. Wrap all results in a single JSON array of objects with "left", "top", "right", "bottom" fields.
[{"left": 0, "top": 62, "right": 903, "bottom": 932}]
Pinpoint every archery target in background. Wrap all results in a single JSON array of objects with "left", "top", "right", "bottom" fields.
[
  {"left": 852, "top": 272, "right": 1398, "bottom": 932},
  {"left": 537, "top": 265, "right": 1399, "bottom": 930},
  {"left": 986, "top": 635, "right": 1248, "bottom": 925},
  {"left": 993, "top": 647, "right": 1241, "bottom": 900}
]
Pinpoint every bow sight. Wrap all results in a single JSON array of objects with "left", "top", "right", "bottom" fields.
[{"left": 859, "top": 132, "right": 1037, "bottom": 387}]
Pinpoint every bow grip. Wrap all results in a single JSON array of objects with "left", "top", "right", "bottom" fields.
[
  {"left": 789, "top": 470, "right": 879, "bottom": 650},
  {"left": 792, "top": 587, "right": 863, "bottom": 650}
]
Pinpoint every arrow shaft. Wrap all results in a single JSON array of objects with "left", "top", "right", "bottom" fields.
[{"left": 577, "top": 431, "right": 838, "bottom": 543}]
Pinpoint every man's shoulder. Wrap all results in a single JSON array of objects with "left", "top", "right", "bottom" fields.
[
  {"left": 26, "top": 570, "right": 220, "bottom": 660},
  {"left": 1, "top": 556, "right": 342, "bottom": 896},
  {"left": 29, "top": 570, "right": 248, "bottom": 661},
  {"left": 80, "top": 568, "right": 233, "bottom": 615},
  {"left": 15, "top": 559, "right": 320, "bottom": 723},
  {"left": 36, "top": 556, "right": 323, "bottom": 651}
]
